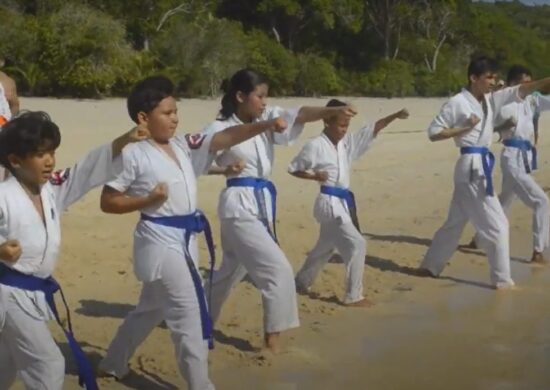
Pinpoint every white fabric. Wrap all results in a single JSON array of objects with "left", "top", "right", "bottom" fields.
[
  {"left": 0, "top": 292, "right": 65, "bottom": 390},
  {"left": 202, "top": 106, "right": 303, "bottom": 221},
  {"left": 422, "top": 87, "right": 522, "bottom": 288},
  {"left": 99, "top": 248, "right": 214, "bottom": 390},
  {"left": 295, "top": 219, "right": 366, "bottom": 304},
  {"left": 494, "top": 93, "right": 550, "bottom": 253},
  {"left": 106, "top": 133, "right": 214, "bottom": 282},
  {"left": 427, "top": 86, "right": 521, "bottom": 184},
  {"left": 0, "top": 83, "right": 11, "bottom": 122},
  {"left": 0, "top": 144, "right": 119, "bottom": 388},
  {"left": 499, "top": 93, "right": 550, "bottom": 171},
  {"left": 205, "top": 218, "right": 299, "bottom": 333},
  {"left": 288, "top": 124, "right": 375, "bottom": 224},
  {"left": 101, "top": 132, "right": 216, "bottom": 389},
  {"left": 499, "top": 167, "right": 550, "bottom": 252},
  {"left": 421, "top": 180, "right": 513, "bottom": 288},
  {"left": 0, "top": 144, "right": 117, "bottom": 321}
]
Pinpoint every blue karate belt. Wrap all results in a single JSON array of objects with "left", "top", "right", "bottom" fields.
[
  {"left": 226, "top": 177, "right": 278, "bottom": 243},
  {"left": 320, "top": 185, "right": 357, "bottom": 213},
  {"left": 0, "top": 263, "right": 98, "bottom": 390},
  {"left": 460, "top": 146, "right": 496, "bottom": 196},
  {"left": 503, "top": 138, "right": 537, "bottom": 173},
  {"left": 140, "top": 210, "right": 215, "bottom": 349}
]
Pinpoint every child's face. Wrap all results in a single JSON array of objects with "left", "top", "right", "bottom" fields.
[
  {"left": 510, "top": 74, "right": 532, "bottom": 87},
  {"left": 470, "top": 72, "right": 497, "bottom": 94},
  {"left": 238, "top": 84, "right": 268, "bottom": 120},
  {"left": 140, "top": 96, "right": 178, "bottom": 143},
  {"left": 324, "top": 113, "right": 351, "bottom": 143},
  {"left": 9, "top": 146, "right": 56, "bottom": 186}
]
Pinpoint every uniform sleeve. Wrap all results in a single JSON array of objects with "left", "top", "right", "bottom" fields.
[
  {"left": 495, "top": 103, "right": 517, "bottom": 127},
  {"left": 349, "top": 123, "right": 376, "bottom": 161},
  {"left": 267, "top": 106, "right": 306, "bottom": 146},
  {"left": 427, "top": 100, "right": 456, "bottom": 139},
  {"left": 491, "top": 85, "right": 522, "bottom": 113},
  {"left": 288, "top": 141, "right": 317, "bottom": 173},
  {"left": 51, "top": 143, "right": 123, "bottom": 210},
  {"left": 0, "top": 200, "right": 7, "bottom": 246},
  {"left": 177, "top": 132, "right": 216, "bottom": 177},
  {"left": 533, "top": 92, "right": 550, "bottom": 113},
  {"left": 105, "top": 145, "right": 138, "bottom": 193}
]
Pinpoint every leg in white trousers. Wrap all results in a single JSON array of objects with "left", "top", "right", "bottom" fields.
[
  {"left": 99, "top": 248, "right": 215, "bottom": 390},
  {"left": 499, "top": 168, "right": 550, "bottom": 253},
  {"left": 421, "top": 180, "right": 514, "bottom": 288},
  {"left": 205, "top": 218, "right": 299, "bottom": 334},
  {"left": 0, "top": 291, "right": 65, "bottom": 390},
  {"left": 295, "top": 219, "right": 366, "bottom": 304}
]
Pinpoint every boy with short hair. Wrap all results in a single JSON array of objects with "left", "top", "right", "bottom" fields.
[
  {"left": 289, "top": 99, "right": 408, "bottom": 306},
  {"left": 0, "top": 111, "right": 147, "bottom": 390},
  {"left": 98, "top": 76, "right": 287, "bottom": 390}
]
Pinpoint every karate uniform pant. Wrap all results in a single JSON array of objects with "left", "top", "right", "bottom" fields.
[
  {"left": 421, "top": 179, "right": 514, "bottom": 288},
  {"left": 0, "top": 290, "right": 65, "bottom": 390},
  {"left": 295, "top": 219, "right": 366, "bottom": 304},
  {"left": 99, "top": 248, "right": 215, "bottom": 390},
  {"left": 205, "top": 218, "right": 299, "bottom": 334},
  {"left": 499, "top": 165, "right": 549, "bottom": 253}
]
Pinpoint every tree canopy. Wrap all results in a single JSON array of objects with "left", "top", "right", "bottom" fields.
[{"left": 0, "top": 0, "right": 548, "bottom": 97}]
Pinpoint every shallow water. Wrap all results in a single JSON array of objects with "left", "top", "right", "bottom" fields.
[{"left": 218, "top": 259, "right": 550, "bottom": 390}]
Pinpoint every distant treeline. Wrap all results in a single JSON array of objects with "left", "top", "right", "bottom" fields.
[{"left": 1, "top": 0, "right": 549, "bottom": 98}]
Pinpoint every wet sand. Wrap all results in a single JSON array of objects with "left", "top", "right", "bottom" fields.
[{"left": 10, "top": 96, "right": 550, "bottom": 389}]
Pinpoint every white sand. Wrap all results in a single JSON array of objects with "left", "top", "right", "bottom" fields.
[{"left": 11, "top": 96, "right": 550, "bottom": 389}]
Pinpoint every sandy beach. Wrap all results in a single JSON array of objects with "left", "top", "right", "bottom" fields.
[{"left": 12, "top": 96, "right": 550, "bottom": 390}]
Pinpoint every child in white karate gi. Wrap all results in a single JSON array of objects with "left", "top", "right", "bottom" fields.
[
  {"left": 0, "top": 111, "right": 147, "bottom": 390},
  {"left": 97, "top": 76, "right": 287, "bottom": 390},
  {"left": 418, "top": 56, "right": 550, "bottom": 287},
  {"left": 289, "top": 99, "right": 409, "bottom": 306}
]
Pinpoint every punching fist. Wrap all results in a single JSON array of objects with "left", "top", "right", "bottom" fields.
[{"left": 0, "top": 240, "right": 22, "bottom": 264}]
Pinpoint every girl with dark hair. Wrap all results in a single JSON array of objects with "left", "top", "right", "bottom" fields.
[{"left": 203, "top": 68, "right": 357, "bottom": 352}]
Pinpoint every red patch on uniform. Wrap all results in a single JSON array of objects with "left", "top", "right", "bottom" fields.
[
  {"left": 49, "top": 169, "right": 70, "bottom": 185},
  {"left": 185, "top": 133, "right": 206, "bottom": 150}
]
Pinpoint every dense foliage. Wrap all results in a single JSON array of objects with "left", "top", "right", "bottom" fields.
[{"left": 0, "top": 0, "right": 548, "bottom": 98}]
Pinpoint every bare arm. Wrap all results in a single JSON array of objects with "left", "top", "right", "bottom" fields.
[
  {"left": 111, "top": 124, "right": 150, "bottom": 159},
  {"left": 519, "top": 77, "right": 550, "bottom": 99},
  {"left": 429, "top": 114, "right": 480, "bottom": 142},
  {"left": 295, "top": 105, "right": 357, "bottom": 124},
  {"left": 209, "top": 118, "right": 286, "bottom": 152},
  {"left": 374, "top": 109, "right": 409, "bottom": 135},
  {"left": 289, "top": 170, "right": 327, "bottom": 182},
  {"left": 0, "top": 74, "right": 19, "bottom": 116},
  {"left": 208, "top": 161, "right": 245, "bottom": 176},
  {"left": 100, "top": 184, "right": 167, "bottom": 214}
]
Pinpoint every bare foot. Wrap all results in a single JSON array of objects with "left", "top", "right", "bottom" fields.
[
  {"left": 345, "top": 298, "right": 375, "bottom": 308},
  {"left": 458, "top": 238, "right": 477, "bottom": 250},
  {"left": 264, "top": 332, "right": 282, "bottom": 354},
  {"left": 495, "top": 282, "right": 519, "bottom": 291},
  {"left": 96, "top": 368, "right": 121, "bottom": 381},
  {"left": 415, "top": 268, "right": 436, "bottom": 278},
  {"left": 295, "top": 282, "right": 310, "bottom": 296},
  {"left": 530, "top": 251, "right": 548, "bottom": 266}
]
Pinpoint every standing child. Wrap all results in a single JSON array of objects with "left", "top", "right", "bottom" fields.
[
  {"left": 97, "top": 76, "right": 288, "bottom": 390},
  {"left": 0, "top": 111, "right": 146, "bottom": 390},
  {"left": 465, "top": 65, "right": 550, "bottom": 263},
  {"left": 417, "top": 56, "right": 550, "bottom": 287},
  {"left": 203, "top": 69, "right": 357, "bottom": 353},
  {"left": 289, "top": 99, "right": 409, "bottom": 306}
]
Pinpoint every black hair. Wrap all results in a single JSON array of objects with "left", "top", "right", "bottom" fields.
[
  {"left": 326, "top": 99, "right": 347, "bottom": 108},
  {"left": 127, "top": 76, "right": 175, "bottom": 123},
  {"left": 0, "top": 111, "right": 61, "bottom": 172},
  {"left": 507, "top": 65, "right": 532, "bottom": 85},
  {"left": 467, "top": 56, "right": 498, "bottom": 79},
  {"left": 218, "top": 69, "right": 268, "bottom": 120}
]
